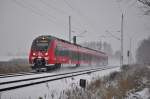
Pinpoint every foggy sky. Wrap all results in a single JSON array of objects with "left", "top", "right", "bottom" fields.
[{"left": 0, "top": 0, "right": 150, "bottom": 62}]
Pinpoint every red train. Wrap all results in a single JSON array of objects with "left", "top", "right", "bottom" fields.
[{"left": 29, "top": 35, "right": 108, "bottom": 71}]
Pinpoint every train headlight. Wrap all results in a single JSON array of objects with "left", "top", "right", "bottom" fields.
[
  {"left": 45, "top": 57, "right": 49, "bottom": 60},
  {"left": 31, "top": 57, "right": 35, "bottom": 60},
  {"left": 45, "top": 52, "right": 48, "bottom": 56},
  {"left": 33, "top": 53, "right": 36, "bottom": 56}
]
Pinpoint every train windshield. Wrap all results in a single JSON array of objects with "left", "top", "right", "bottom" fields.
[{"left": 31, "top": 37, "right": 50, "bottom": 51}]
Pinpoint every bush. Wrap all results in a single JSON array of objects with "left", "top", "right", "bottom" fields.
[
  {"left": 63, "top": 65, "right": 150, "bottom": 99},
  {"left": 0, "top": 62, "right": 31, "bottom": 74}
]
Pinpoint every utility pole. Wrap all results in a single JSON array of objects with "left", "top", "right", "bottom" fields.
[
  {"left": 69, "top": 16, "right": 71, "bottom": 42},
  {"left": 127, "top": 38, "right": 132, "bottom": 65},
  {"left": 129, "top": 38, "right": 132, "bottom": 65},
  {"left": 127, "top": 50, "right": 130, "bottom": 65},
  {"left": 73, "top": 36, "right": 76, "bottom": 44},
  {"left": 121, "top": 13, "right": 124, "bottom": 66}
]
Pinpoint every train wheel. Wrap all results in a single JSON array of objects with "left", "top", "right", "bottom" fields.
[
  {"left": 58, "top": 63, "right": 61, "bottom": 68},
  {"left": 35, "top": 68, "right": 40, "bottom": 72},
  {"left": 76, "top": 64, "right": 80, "bottom": 67},
  {"left": 55, "top": 63, "right": 61, "bottom": 68}
]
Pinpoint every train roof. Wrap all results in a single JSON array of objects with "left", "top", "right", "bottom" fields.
[{"left": 36, "top": 35, "right": 107, "bottom": 55}]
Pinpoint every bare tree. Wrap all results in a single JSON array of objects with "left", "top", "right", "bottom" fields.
[
  {"left": 81, "top": 41, "right": 102, "bottom": 51},
  {"left": 138, "top": 0, "right": 150, "bottom": 15},
  {"left": 114, "top": 50, "right": 121, "bottom": 59},
  {"left": 138, "top": 0, "right": 150, "bottom": 7},
  {"left": 81, "top": 41, "right": 113, "bottom": 56},
  {"left": 117, "top": 0, "right": 150, "bottom": 15},
  {"left": 136, "top": 37, "right": 150, "bottom": 64},
  {"left": 103, "top": 42, "right": 113, "bottom": 56}
]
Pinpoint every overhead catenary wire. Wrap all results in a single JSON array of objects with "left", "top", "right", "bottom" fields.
[
  {"left": 38, "top": 0, "right": 82, "bottom": 31},
  {"left": 45, "top": 0, "right": 87, "bottom": 32},
  {"left": 38, "top": 0, "right": 88, "bottom": 35},
  {"left": 24, "top": 0, "right": 57, "bottom": 20},
  {"left": 13, "top": 0, "right": 66, "bottom": 29},
  {"left": 39, "top": 0, "right": 68, "bottom": 15},
  {"left": 63, "top": 0, "right": 89, "bottom": 27},
  {"left": 13, "top": 0, "right": 55, "bottom": 21},
  {"left": 13, "top": 0, "right": 98, "bottom": 38},
  {"left": 63, "top": 0, "right": 101, "bottom": 36},
  {"left": 40, "top": 0, "right": 88, "bottom": 36},
  {"left": 39, "top": 0, "right": 86, "bottom": 30}
]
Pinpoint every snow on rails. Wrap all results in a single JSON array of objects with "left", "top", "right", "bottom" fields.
[{"left": 0, "top": 66, "right": 119, "bottom": 92}]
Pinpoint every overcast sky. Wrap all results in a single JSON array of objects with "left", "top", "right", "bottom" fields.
[{"left": 0, "top": 0, "right": 150, "bottom": 61}]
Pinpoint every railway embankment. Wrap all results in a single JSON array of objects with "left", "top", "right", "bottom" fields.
[
  {"left": 0, "top": 58, "right": 31, "bottom": 74},
  {"left": 63, "top": 64, "right": 150, "bottom": 99}
]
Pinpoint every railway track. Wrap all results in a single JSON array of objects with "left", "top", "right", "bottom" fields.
[
  {"left": 0, "top": 71, "right": 40, "bottom": 78},
  {"left": 0, "top": 66, "right": 60, "bottom": 78},
  {"left": 0, "top": 65, "right": 91, "bottom": 78},
  {"left": 0, "top": 66, "right": 120, "bottom": 92}
]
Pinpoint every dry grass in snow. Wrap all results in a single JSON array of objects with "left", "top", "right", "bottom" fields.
[{"left": 63, "top": 65, "right": 150, "bottom": 99}]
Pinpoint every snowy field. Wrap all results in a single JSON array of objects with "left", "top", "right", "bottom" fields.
[
  {"left": 0, "top": 67, "right": 120, "bottom": 99},
  {"left": 0, "top": 56, "right": 28, "bottom": 61},
  {"left": 0, "top": 56, "right": 121, "bottom": 99}
]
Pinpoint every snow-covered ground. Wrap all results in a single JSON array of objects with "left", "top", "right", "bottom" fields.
[
  {"left": 0, "top": 67, "right": 120, "bottom": 99},
  {"left": 127, "top": 88, "right": 150, "bottom": 99},
  {"left": 0, "top": 65, "right": 113, "bottom": 83}
]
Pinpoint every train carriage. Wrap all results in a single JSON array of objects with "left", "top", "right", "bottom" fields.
[{"left": 29, "top": 35, "right": 108, "bottom": 71}]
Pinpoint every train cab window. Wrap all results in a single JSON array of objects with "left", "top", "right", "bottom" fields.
[{"left": 31, "top": 37, "right": 51, "bottom": 51}]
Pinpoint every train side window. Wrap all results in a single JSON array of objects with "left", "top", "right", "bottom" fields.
[
  {"left": 55, "top": 47, "right": 57, "bottom": 55},
  {"left": 55, "top": 45, "right": 62, "bottom": 56}
]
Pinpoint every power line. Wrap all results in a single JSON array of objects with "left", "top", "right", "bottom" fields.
[
  {"left": 37, "top": 0, "right": 70, "bottom": 28},
  {"left": 26, "top": 0, "right": 81, "bottom": 30},
  {"left": 13, "top": 0, "right": 66, "bottom": 28},
  {"left": 43, "top": 0, "right": 86, "bottom": 32},
  {"left": 63, "top": 0, "right": 79, "bottom": 14},
  {"left": 14, "top": 0, "right": 96, "bottom": 37},
  {"left": 13, "top": 0, "right": 55, "bottom": 22},
  {"left": 39, "top": 0, "right": 87, "bottom": 33},
  {"left": 63, "top": 0, "right": 88, "bottom": 25},
  {"left": 63, "top": 0, "right": 101, "bottom": 36},
  {"left": 39, "top": 0, "right": 68, "bottom": 15},
  {"left": 21, "top": 0, "right": 57, "bottom": 20}
]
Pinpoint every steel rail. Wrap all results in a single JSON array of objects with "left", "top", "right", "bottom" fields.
[
  {"left": 0, "top": 66, "right": 111, "bottom": 85},
  {"left": 0, "top": 65, "right": 96, "bottom": 78},
  {"left": 0, "top": 71, "right": 40, "bottom": 78},
  {"left": 0, "top": 66, "right": 119, "bottom": 92}
]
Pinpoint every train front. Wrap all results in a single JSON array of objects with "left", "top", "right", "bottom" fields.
[{"left": 29, "top": 36, "right": 52, "bottom": 71}]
